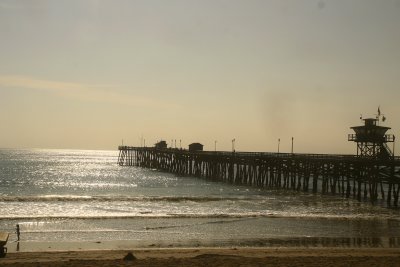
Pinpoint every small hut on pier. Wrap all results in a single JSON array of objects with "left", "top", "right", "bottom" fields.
[
  {"left": 189, "top": 143, "right": 203, "bottom": 152},
  {"left": 155, "top": 140, "right": 168, "bottom": 150}
]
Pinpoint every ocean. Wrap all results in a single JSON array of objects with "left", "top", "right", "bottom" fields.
[{"left": 1, "top": 149, "right": 400, "bottom": 251}]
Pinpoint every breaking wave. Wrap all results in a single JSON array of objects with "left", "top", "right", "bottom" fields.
[{"left": 0, "top": 195, "right": 255, "bottom": 203}]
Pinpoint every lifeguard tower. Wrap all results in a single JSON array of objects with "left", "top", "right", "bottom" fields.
[{"left": 348, "top": 110, "right": 395, "bottom": 159}]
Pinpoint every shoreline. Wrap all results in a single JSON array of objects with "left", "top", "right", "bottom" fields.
[
  {"left": 1, "top": 247, "right": 400, "bottom": 267},
  {"left": 5, "top": 235, "right": 400, "bottom": 253},
  {"left": 3, "top": 215, "right": 400, "bottom": 252}
]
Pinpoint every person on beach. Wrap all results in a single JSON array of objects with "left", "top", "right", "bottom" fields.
[{"left": 16, "top": 224, "right": 20, "bottom": 241}]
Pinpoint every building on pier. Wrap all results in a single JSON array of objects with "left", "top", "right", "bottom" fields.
[
  {"left": 348, "top": 116, "right": 395, "bottom": 158},
  {"left": 188, "top": 143, "right": 203, "bottom": 152},
  {"left": 155, "top": 140, "right": 168, "bottom": 150}
]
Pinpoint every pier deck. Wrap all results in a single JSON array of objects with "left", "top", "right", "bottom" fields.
[{"left": 118, "top": 146, "right": 400, "bottom": 206}]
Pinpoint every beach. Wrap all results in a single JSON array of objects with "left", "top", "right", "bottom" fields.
[{"left": 2, "top": 247, "right": 400, "bottom": 267}]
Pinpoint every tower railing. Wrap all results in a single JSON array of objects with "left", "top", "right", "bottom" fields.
[{"left": 348, "top": 134, "right": 395, "bottom": 142}]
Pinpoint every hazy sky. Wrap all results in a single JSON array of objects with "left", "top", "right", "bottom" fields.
[{"left": 1, "top": 0, "right": 399, "bottom": 154}]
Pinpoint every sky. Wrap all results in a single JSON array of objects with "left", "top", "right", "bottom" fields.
[{"left": 0, "top": 0, "right": 399, "bottom": 154}]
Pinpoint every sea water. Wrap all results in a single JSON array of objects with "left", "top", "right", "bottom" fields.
[{"left": 0, "top": 149, "right": 400, "bottom": 250}]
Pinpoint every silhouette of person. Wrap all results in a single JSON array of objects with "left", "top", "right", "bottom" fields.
[{"left": 16, "top": 224, "right": 20, "bottom": 241}]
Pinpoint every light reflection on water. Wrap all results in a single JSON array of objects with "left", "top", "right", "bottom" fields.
[{"left": 0, "top": 149, "right": 400, "bottom": 248}]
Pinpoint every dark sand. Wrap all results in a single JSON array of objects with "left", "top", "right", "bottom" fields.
[{"left": 1, "top": 248, "right": 400, "bottom": 267}]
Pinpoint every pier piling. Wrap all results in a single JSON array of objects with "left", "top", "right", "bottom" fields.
[{"left": 118, "top": 146, "right": 400, "bottom": 206}]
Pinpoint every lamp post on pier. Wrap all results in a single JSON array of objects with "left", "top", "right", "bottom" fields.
[
  {"left": 291, "top": 137, "right": 294, "bottom": 154},
  {"left": 278, "top": 138, "right": 280, "bottom": 153}
]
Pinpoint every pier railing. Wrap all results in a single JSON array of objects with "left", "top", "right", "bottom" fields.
[{"left": 118, "top": 146, "right": 400, "bottom": 161}]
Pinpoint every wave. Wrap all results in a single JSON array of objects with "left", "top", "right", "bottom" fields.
[
  {"left": 0, "top": 213, "right": 270, "bottom": 220},
  {"left": 0, "top": 195, "right": 256, "bottom": 203},
  {"left": 0, "top": 212, "right": 398, "bottom": 221}
]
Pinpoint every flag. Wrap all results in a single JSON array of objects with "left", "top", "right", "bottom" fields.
[
  {"left": 382, "top": 116, "right": 386, "bottom": 122},
  {"left": 378, "top": 106, "right": 381, "bottom": 116}
]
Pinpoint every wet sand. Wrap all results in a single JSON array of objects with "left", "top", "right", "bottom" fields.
[{"left": 1, "top": 248, "right": 400, "bottom": 267}]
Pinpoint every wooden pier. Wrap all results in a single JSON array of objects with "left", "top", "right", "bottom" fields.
[{"left": 118, "top": 146, "right": 400, "bottom": 206}]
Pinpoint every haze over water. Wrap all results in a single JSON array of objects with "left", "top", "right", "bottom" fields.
[
  {"left": 1, "top": 1, "right": 400, "bottom": 155},
  {"left": 1, "top": 149, "right": 399, "bottom": 250}
]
